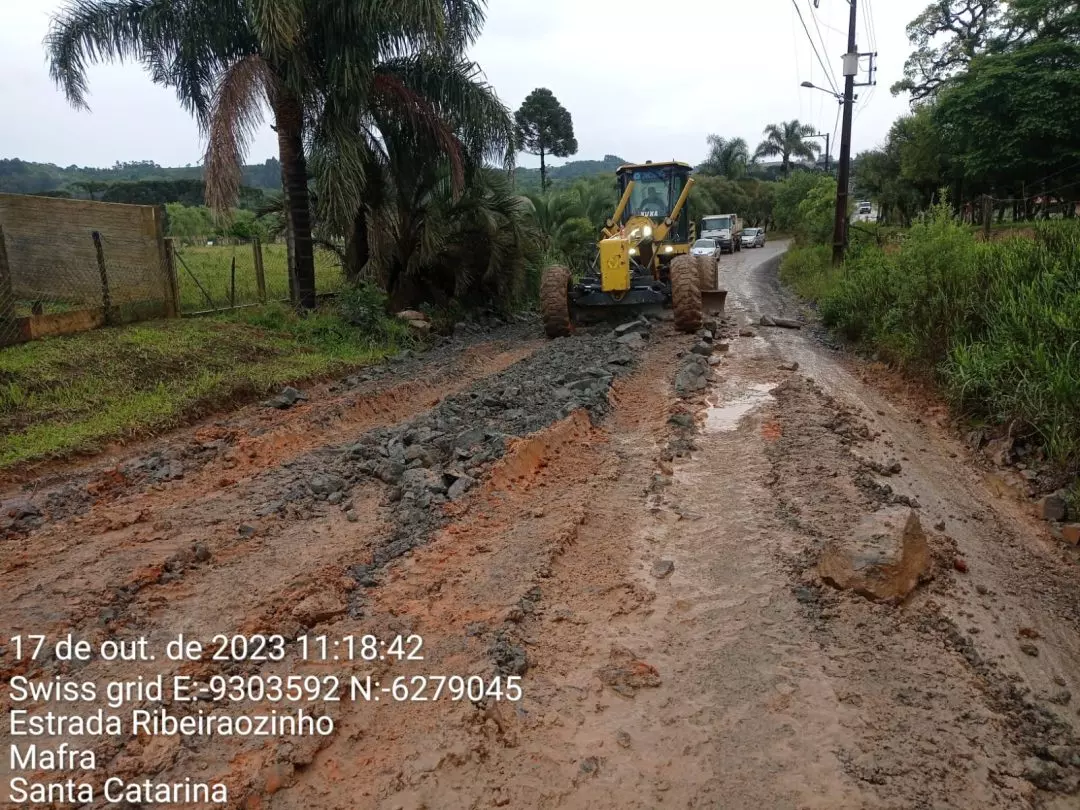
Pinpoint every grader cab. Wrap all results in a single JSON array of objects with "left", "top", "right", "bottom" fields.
[{"left": 540, "top": 160, "right": 727, "bottom": 338}]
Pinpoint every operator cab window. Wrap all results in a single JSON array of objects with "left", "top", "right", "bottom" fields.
[{"left": 628, "top": 169, "right": 671, "bottom": 218}]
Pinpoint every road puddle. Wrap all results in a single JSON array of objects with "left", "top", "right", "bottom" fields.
[{"left": 703, "top": 384, "right": 777, "bottom": 433}]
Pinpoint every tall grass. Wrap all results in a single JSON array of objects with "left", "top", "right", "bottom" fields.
[
  {"left": 781, "top": 208, "right": 1080, "bottom": 468},
  {"left": 174, "top": 243, "right": 344, "bottom": 313},
  {"left": 0, "top": 294, "right": 410, "bottom": 469}
]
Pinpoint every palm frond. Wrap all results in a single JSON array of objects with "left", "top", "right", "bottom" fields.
[
  {"left": 248, "top": 0, "right": 303, "bottom": 57},
  {"left": 373, "top": 70, "right": 467, "bottom": 194},
  {"left": 45, "top": 0, "right": 251, "bottom": 126},
  {"left": 376, "top": 55, "right": 515, "bottom": 171},
  {"left": 308, "top": 115, "right": 384, "bottom": 237},
  {"left": 204, "top": 54, "right": 273, "bottom": 214}
]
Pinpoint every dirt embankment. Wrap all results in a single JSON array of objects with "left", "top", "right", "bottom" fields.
[{"left": 2, "top": 246, "right": 1079, "bottom": 809}]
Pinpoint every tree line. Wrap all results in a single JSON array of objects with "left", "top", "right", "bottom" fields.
[
  {"left": 856, "top": 0, "right": 1080, "bottom": 225},
  {"left": 0, "top": 158, "right": 283, "bottom": 196}
]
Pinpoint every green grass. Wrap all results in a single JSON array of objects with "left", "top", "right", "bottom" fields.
[
  {"left": 173, "top": 242, "right": 344, "bottom": 313},
  {"left": 0, "top": 299, "right": 408, "bottom": 469},
  {"left": 781, "top": 210, "right": 1080, "bottom": 469}
]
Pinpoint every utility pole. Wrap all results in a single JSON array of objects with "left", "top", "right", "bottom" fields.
[
  {"left": 831, "top": 0, "right": 858, "bottom": 266},
  {"left": 830, "top": 1, "right": 877, "bottom": 265}
]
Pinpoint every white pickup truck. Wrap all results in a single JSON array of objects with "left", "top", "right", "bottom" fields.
[{"left": 699, "top": 214, "right": 742, "bottom": 254}]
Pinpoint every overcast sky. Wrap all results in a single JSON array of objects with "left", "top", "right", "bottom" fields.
[{"left": 1, "top": 0, "right": 921, "bottom": 170}]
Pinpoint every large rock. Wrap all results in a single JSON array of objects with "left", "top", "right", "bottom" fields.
[
  {"left": 1037, "top": 493, "right": 1067, "bottom": 522},
  {"left": 308, "top": 473, "right": 346, "bottom": 496},
  {"left": 617, "top": 332, "right": 647, "bottom": 348},
  {"left": 674, "top": 355, "right": 711, "bottom": 397},
  {"left": 760, "top": 315, "right": 803, "bottom": 329},
  {"left": 291, "top": 592, "right": 346, "bottom": 627},
  {"left": 447, "top": 474, "right": 476, "bottom": 501},
  {"left": 614, "top": 320, "right": 649, "bottom": 337},
  {"left": 264, "top": 386, "right": 308, "bottom": 410},
  {"left": 818, "top": 508, "right": 931, "bottom": 601}
]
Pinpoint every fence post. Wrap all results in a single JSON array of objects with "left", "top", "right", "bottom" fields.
[
  {"left": 163, "top": 238, "right": 181, "bottom": 316},
  {"left": 0, "top": 225, "right": 17, "bottom": 347},
  {"left": 230, "top": 255, "right": 237, "bottom": 309},
  {"left": 253, "top": 237, "right": 267, "bottom": 303},
  {"left": 154, "top": 205, "right": 180, "bottom": 318},
  {"left": 92, "top": 230, "right": 112, "bottom": 325},
  {"left": 982, "top": 195, "right": 993, "bottom": 239}
]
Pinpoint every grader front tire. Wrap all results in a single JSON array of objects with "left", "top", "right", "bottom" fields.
[
  {"left": 670, "top": 255, "right": 702, "bottom": 333},
  {"left": 540, "top": 265, "right": 573, "bottom": 338},
  {"left": 695, "top": 255, "right": 717, "bottom": 291}
]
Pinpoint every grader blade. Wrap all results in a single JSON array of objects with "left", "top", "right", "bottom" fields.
[
  {"left": 693, "top": 255, "right": 727, "bottom": 315},
  {"left": 702, "top": 289, "right": 728, "bottom": 315}
]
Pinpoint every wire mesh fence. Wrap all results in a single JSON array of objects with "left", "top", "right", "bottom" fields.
[
  {"left": 1, "top": 193, "right": 351, "bottom": 344},
  {"left": 172, "top": 238, "right": 346, "bottom": 314},
  {"left": 0, "top": 195, "right": 176, "bottom": 347}
]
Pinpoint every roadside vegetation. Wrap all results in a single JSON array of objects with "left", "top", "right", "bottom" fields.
[
  {"left": 784, "top": 207, "right": 1080, "bottom": 468},
  {"left": 0, "top": 290, "right": 411, "bottom": 469},
  {"left": 781, "top": 1, "right": 1080, "bottom": 478}
]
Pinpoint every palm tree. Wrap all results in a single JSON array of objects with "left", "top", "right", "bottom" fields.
[
  {"left": 566, "top": 177, "right": 620, "bottom": 231},
  {"left": 365, "top": 167, "right": 538, "bottom": 309},
  {"left": 45, "top": 0, "right": 476, "bottom": 310},
  {"left": 754, "top": 121, "right": 821, "bottom": 176},
  {"left": 702, "top": 135, "right": 750, "bottom": 180},
  {"left": 317, "top": 50, "right": 517, "bottom": 299}
]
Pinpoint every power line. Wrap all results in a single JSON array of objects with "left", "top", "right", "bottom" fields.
[
  {"left": 791, "top": 5, "right": 805, "bottom": 122},
  {"left": 791, "top": 0, "right": 840, "bottom": 95},
  {"left": 865, "top": 0, "right": 878, "bottom": 52},
  {"left": 807, "top": 0, "right": 838, "bottom": 91}
]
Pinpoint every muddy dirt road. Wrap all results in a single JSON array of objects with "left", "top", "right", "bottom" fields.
[{"left": 2, "top": 244, "right": 1079, "bottom": 809}]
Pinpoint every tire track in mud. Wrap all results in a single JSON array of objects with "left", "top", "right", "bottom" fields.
[
  {"left": 0, "top": 323, "right": 651, "bottom": 809},
  {"left": 256, "top": 326, "right": 692, "bottom": 810},
  {"left": 764, "top": 376, "right": 1080, "bottom": 806},
  {"left": 0, "top": 336, "right": 543, "bottom": 646}
]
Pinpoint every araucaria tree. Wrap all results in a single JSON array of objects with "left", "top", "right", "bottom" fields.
[
  {"left": 754, "top": 121, "right": 821, "bottom": 177},
  {"left": 514, "top": 88, "right": 578, "bottom": 191}
]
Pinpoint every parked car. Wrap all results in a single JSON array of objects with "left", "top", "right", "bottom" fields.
[
  {"left": 740, "top": 227, "right": 766, "bottom": 248},
  {"left": 690, "top": 237, "right": 721, "bottom": 261}
]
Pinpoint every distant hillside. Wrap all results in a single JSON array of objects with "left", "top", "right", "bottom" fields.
[
  {"left": 514, "top": 154, "right": 628, "bottom": 190},
  {"left": 4, "top": 155, "right": 629, "bottom": 197},
  {"left": 0, "top": 157, "right": 282, "bottom": 195}
]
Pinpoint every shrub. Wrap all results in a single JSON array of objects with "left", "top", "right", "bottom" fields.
[
  {"left": 779, "top": 244, "right": 834, "bottom": 302},
  {"left": 336, "top": 283, "right": 414, "bottom": 345},
  {"left": 783, "top": 204, "right": 1080, "bottom": 468}
]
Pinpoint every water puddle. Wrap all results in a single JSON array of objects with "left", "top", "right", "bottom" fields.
[{"left": 703, "top": 384, "right": 777, "bottom": 433}]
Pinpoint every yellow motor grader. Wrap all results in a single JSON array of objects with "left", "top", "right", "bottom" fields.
[{"left": 540, "top": 160, "right": 726, "bottom": 338}]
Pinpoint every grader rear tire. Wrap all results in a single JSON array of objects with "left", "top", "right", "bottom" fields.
[
  {"left": 540, "top": 264, "right": 573, "bottom": 338},
  {"left": 670, "top": 255, "right": 702, "bottom": 333}
]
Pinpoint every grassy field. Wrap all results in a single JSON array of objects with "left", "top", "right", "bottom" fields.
[
  {"left": 173, "top": 242, "right": 345, "bottom": 313},
  {"left": 0, "top": 301, "right": 407, "bottom": 470},
  {"left": 781, "top": 211, "right": 1080, "bottom": 470}
]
